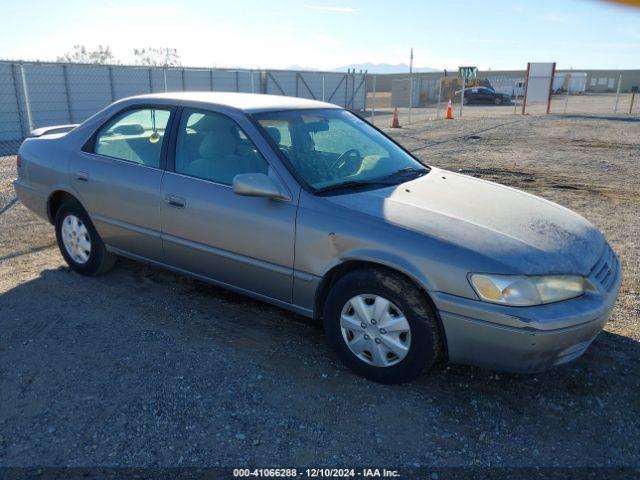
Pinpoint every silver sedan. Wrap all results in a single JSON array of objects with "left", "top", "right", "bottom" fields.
[{"left": 14, "top": 92, "right": 621, "bottom": 383}]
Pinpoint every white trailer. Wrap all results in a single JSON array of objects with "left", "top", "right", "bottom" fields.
[
  {"left": 489, "top": 72, "right": 586, "bottom": 98},
  {"left": 491, "top": 80, "right": 525, "bottom": 97},
  {"left": 552, "top": 72, "right": 587, "bottom": 94}
]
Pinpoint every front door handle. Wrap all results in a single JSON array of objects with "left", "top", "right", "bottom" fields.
[
  {"left": 165, "top": 194, "right": 186, "bottom": 208},
  {"left": 75, "top": 171, "right": 89, "bottom": 182}
]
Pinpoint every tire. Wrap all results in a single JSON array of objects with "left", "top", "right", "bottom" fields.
[
  {"left": 54, "top": 200, "right": 116, "bottom": 276},
  {"left": 323, "top": 267, "right": 442, "bottom": 384},
  {"left": 494, "top": 97, "right": 502, "bottom": 105}
]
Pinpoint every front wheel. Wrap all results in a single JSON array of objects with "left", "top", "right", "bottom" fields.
[
  {"left": 323, "top": 268, "right": 442, "bottom": 384},
  {"left": 55, "top": 200, "right": 116, "bottom": 276},
  {"left": 494, "top": 97, "right": 503, "bottom": 105}
]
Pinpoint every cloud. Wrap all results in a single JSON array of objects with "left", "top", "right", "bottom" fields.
[{"left": 304, "top": 5, "right": 356, "bottom": 13}]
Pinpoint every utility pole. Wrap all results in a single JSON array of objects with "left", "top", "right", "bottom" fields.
[
  {"left": 409, "top": 48, "right": 413, "bottom": 74},
  {"left": 408, "top": 48, "right": 414, "bottom": 124}
]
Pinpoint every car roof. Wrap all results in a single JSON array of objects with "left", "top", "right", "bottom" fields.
[{"left": 128, "top": 92, "right": 340, "bottom": 113}]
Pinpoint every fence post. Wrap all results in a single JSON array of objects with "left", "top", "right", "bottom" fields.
[
  {"left": 521, "top": 63, "right": 531, "bottom": 115},
  {"left": 210, "top": 69, "right": 214, "bottom": 91},
  {"left": 363, "top": 70, "right": 367, "bottom": 112},
  {"left": 251, "top": 70, "right": 255, "bottom": 93},
  {"left": 436, "top": 77, "right": 442, "bottom": 120},
  {"left": 459, "top": 75, "right": 465, "bottom": 119},
  {"left": 62, "top": 64, "right": 73, "bottom": 123},
  {"left": 11, "top": 63, "right": 28, "bottom": 137},
  {"left": 614, "top": 74, "right": 622, "bottom": 113},
  {"left": 322, "top": 74, "right": 325, "bottom": 101},
  {"left": 163, "top": 68, "right": 168, "bottom": 92},
  {"left": 352, "top": 71, "right": 356, "bottom": 109},
  {"left": 546, "top": 64, "right": 556, "bottom": 115},
  {"left": 513, "top": 80, "right": 518, "bottom": 114},
  {"left": 408, "top": 76, "right": 413, "bottom": 124},
  {"left": 108, "top": 66, "right": 116, "bottom": 101},
  {"left": 181, "top": 69, "right": 186, "bottom": 91},
  {"left": 235, "top": 70, "right": 240, "bottom": 92},
  {"left": 371, "top": 74, "right": 376, "bottom": 125},
  {"left": 344, "top": 70, "right": 349, "bottom": 107},
  {"left": 563, "top": 73, "right": 571, "bottom": 114},
  {"left": 19, "top": 63, "right": 34, "bottom": 133},
  {"left": 148, "top": 68, "right": 153, "bottom": 93}
]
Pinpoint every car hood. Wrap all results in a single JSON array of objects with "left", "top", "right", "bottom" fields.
[{"left": 325, "top": 168, "right": 604, "bottom": 275}]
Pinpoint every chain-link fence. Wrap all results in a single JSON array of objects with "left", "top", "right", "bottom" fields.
[
  {"left": 2, "top": 62, "right": 639, "bottom": 156},
  {"left": 0, "top": 60, "right": 368, "bottom": 157},
  {"left": 364, "top": 73, "right": 639, "bottom": 128}
]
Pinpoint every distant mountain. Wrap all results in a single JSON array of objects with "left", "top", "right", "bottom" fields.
[
  {"left": 286, "top": 64, "right": 319, "bottom": 72},
  {"left": 332, "top": 63, "right": 440, "bottom": 74}
]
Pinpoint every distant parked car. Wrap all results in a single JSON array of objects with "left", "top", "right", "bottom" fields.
[
  {"left": 459, "top": 87, "right": 512, "bottom": 105},
  {"left": 15, "top": 92, "right": 620, "bottom": 383}
]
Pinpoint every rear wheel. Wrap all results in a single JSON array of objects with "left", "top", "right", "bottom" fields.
[
  {"left": 323, "top": 267, "right": 442, "bottom": 384},
  {"left": 55, "top": 201, "right": 116, "bottom": 276}
]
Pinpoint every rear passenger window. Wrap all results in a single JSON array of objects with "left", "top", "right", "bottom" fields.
[{"left": 94, "top": 108, "right": 170, "bottom": 168}]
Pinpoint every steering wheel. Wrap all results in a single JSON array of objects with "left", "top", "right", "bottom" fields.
[{"left": 330, "top": 148, "right": 363, "bottom": 175}]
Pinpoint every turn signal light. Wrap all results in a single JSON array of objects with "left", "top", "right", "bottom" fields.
[{"left": 16, "top": 154, "right": 22, "bottom": 168}]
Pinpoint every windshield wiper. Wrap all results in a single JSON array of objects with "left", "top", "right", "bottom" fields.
[
  {"left": 314, "top": 180, "right": 391, "bottom": 195},
  {"left": 314, "top": 168, "right": 428, "bottom": 195},
  {"left": 377, "top": 167, "right": 427, "bottom": 183}
]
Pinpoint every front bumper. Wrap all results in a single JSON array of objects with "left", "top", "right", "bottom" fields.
[{"left": 431, "top": 252, "right": 622, "bottom": 373}]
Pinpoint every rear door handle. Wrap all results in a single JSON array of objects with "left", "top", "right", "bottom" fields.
[
  {"left": 75, "top": 171, "right": 89, "bottom": 182},
  {"left": 165, "top": 194, "right": 186, "bottom": 208}
]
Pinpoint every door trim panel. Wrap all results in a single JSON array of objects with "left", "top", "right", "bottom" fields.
[
  {"left": 162, "top": 232, "right": 293, "bottom": 277},
  {"left": 93, "top": 213, "right": 162, "bottom": 239}
]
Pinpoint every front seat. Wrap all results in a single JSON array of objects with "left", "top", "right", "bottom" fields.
[
  {"left": 189, "top": 128, "right": 267, "bottom": 184},
  {"left": 188, "top": 129, "right": 243, "bottom": 185},
  {"left": 264, "top": 126, "right": 281, "bottom": 145}
]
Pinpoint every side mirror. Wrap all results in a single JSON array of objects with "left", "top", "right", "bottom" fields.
[{"left": 232, "top": 173, "right": 289, "bottom": 201}]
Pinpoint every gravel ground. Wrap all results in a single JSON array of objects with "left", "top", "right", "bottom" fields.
[{"left": 0, "top": 113, "right": 639, "bottom": 469}]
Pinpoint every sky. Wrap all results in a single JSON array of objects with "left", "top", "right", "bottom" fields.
[{"left": 1, "top": 0, "right": 640, "bottom": 71}]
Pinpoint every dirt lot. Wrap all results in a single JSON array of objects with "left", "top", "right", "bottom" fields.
[{"left": 0, "top": 113, "right": 639, "bottom": 469}]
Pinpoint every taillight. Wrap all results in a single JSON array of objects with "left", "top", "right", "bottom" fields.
[{"left": 16, "top": 154, "right": 22, "bottom": 168}]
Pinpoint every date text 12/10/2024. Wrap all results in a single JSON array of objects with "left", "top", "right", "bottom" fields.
[{"left": 233, "top": 469, "right": 402, "bottom": 478}]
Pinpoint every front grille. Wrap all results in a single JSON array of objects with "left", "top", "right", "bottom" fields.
[{"left": 590, "top": 243, "right": 619, "bottom": 292}]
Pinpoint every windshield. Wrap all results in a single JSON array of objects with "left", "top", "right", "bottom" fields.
[{"left": 253, "top": 109, "right": 428, "bottom": 194}]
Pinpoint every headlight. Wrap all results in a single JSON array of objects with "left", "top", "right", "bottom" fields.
[{"left": 469, "top": 274, "right": 586, "bottom": 306}]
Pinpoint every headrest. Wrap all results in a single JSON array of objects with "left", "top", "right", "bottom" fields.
[
  {"left": 198, "top": 130, "right": 237, "bottom": 158},
  {"left": 112, "top": 123, "right": 144, "bottom": 135},
  {"left": 264, "top": 126, "right": 281, "bottom": 145}
]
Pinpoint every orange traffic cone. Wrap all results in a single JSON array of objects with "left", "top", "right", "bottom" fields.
[
  {"left": 391, "top": 108, "right": 401, "bottom": 128},
  {"left": 446, "top": 99, "right": 453, "bottom": 120}
]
